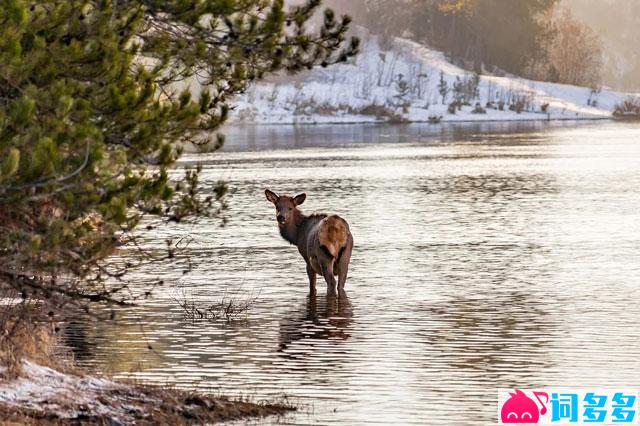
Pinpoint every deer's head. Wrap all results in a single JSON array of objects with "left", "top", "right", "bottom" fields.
[{"left": 265, "top": 189, "right": 306, "bottom": 227}]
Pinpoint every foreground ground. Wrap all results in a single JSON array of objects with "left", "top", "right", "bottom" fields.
[{"left": 0, "top": 360, "right": 292, "bottom": 425}]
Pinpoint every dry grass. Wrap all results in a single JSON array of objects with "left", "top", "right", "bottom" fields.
[
  {"left": 0, "top": 302, "right": 74, "bottom": 379},
  {"left": 174, "top": 285, "right": 260, "bottom": 323},
  {"left": 0, "top": 385, "right": 295, "bottom": 425}
]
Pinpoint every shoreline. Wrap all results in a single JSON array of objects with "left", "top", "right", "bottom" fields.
[
  {"left": 0, "top": 360, "right": 294, "bottom": 425},
  {"left": 225, "top": 115, "right": 617, "bottom": 127}
]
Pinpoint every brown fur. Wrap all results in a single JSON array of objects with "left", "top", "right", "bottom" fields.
[
  {"left": 265, "top": 189, "right": 353, "bottom": 296},
  {"left": 318, "top": 215, "right": 348, "bottom": 258}
]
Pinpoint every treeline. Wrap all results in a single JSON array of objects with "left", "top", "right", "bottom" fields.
[
  {"left": 566, "top": 0, "right": 640, "bottom": 91},
  {"left": 328, "top": 0, "right": 602, "bottom": 87}
]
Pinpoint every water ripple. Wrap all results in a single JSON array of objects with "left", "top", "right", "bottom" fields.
[{"left": 64, "top": 122, "right": 640, "bottom": 425}]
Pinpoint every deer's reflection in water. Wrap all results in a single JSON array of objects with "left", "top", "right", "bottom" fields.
[
  {"left": 278, "top": 292, "right": 353, "bottom": 357},
  {"left": 62, "top": 320, "right": 96, "bottom": 362}
]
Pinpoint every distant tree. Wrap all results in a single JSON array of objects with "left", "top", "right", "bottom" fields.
[
  {"left": 542, "top": 7, "right": 603, "bottom": 87},
  {"left": 331, "top": 0, "right": 560, "bottom": 78},
  {"left": 471, "top": 73, "right": 481, "bottom": 100},
  {"left": 324, "top": 0, "right": 409, "bottom": 50},
  {"left": 547, "top": 64, "right": 561, "bottom": 83},
  {"left": 0, "top": 0, "right": 357, "bottom": 311},
  {"left": 457, "top": 73, "right": 480, "bottom": 104},
  {"left": 467, "top": 0, "right": 559, "bottom": 75},
  {"left": 438, "top": 71, "right": 450, "bottom": 104},
  {"left": 393, "top": 74, "right": 411, "bottom": 111},
  {"left": 564, "top": 0, "right": 640, "bottom": 91},
  {"left": 453, "top": 76, "right": 464, "bottom": 106}
]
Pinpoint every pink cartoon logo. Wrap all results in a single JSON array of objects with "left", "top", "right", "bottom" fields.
[{"left": 501, "top": 389, "right": 549, "bottom": 423}]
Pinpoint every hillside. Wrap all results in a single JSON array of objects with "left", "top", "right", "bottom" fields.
[{"left": 227, "top": 32, "right": 635, "bottom": 125}]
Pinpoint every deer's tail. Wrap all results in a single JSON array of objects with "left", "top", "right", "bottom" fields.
[{"left": 319, "top": 215, "right": 349, "bottom": 259}]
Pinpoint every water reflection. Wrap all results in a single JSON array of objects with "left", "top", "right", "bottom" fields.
[
  {"left": 218, "top": 120, "right": 576, "bottom": 152},
  {"left": 409, "top": 290, "right": 561, "bottom": 425},
  {"left": 420, "top": 291, "right": 557, "bottom": 375},
  {"left": 63, "top": 321, "right": 96, "bottom": 362},
  {"left": 69, "top": 122, "right": 640, "bottom": 425},
  {"left": 278, "top": 293, "right": 353, "bottom": 353}
]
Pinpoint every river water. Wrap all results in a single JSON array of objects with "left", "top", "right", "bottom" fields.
[{"left": 67, "top": 121, "right": 640, "bottom": 425}]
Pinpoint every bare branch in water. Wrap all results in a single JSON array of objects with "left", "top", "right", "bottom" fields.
[{"left": 173, "top": 284, "right": 260, "bottom": 324}]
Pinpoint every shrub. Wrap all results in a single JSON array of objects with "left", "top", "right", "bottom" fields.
[
  {"left": 613, "top": 97, "right": 640, "bottom": 119},
  {"left": 509, "top": 100, "right": 525, "bottom": 114},
  {"left": 359, "top": 104, "right": 403, "bottom": 121},
  {"left": 472, "top": 103, "right": 487, "bottom": 114}
]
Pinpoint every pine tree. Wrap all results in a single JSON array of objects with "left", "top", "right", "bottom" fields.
[
  {"left": 393, "top": 74, "right": 411, "bottom": 112},
  {"left": 453, "top": 76, "right": 464, "bottom": 106},
  {"left": 438, "top": 72, "right": 450, "bottom": 104},
  {"left": 472, "top": 73, "right": 481, "bottom": 100},
  {"left": 0, "top": 0, "right": 358, "bottom": 309}
]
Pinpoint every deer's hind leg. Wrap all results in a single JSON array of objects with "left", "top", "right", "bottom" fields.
[
  {"left": 336, "top": 237, "right": 353, "bottom": 295},
  {"left": 320, "top": 261, "right": 337, "bottom": 297}
]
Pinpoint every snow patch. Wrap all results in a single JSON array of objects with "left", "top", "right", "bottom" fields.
[
  {"left": 0, "top": 360, "right": 285, "bottom": 423},
  {"left": 0, "top": 361, "right": 123, "bottom": 419},
  {"left": 0, "top": 298, "right": 21, "bottom": 306},
  {"left": 228, "top": 30, "right": 636, "bottom": 125}
]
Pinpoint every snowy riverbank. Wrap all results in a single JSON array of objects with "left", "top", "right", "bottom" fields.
[
  {"left": 0, "top": 360, "right": 292, "bottom": 424},
  {"left": 228, "top": 30, "right": 636, "bottom": 125}
]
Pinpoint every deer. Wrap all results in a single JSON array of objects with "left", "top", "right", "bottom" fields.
[{"left": 265, "top": 189, "right": 353, "bottom": 297}]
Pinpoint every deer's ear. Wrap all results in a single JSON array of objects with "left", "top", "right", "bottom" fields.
[
  {"left": 265, "top": 189, "right": 279, "bottom": 204},
  {"left": 293, "top": 193, "right": 306, "bottom": 206}
]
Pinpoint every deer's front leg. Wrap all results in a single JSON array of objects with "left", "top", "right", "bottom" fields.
[{"left": 306, "top": 262, "right": 317, "bottom": 294}]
